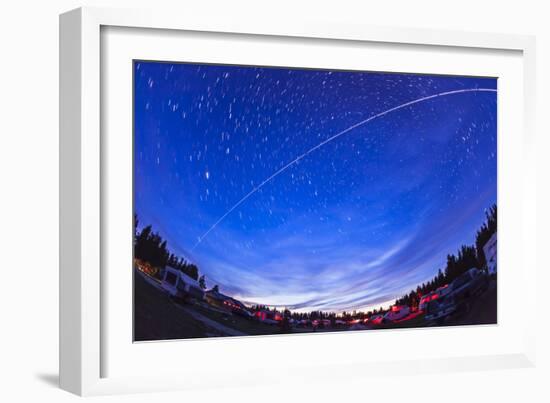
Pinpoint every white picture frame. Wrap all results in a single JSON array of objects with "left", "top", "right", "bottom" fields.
[{"left": 59, "top": 6, "right": 537, "bottom": 396}]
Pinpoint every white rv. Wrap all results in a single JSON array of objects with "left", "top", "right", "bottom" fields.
[
  {"left": 483, "top": 232, "right": 497, "bottom": 275},
  {"left": 160, "top": 266, "right": 205, "bottom": 301}
]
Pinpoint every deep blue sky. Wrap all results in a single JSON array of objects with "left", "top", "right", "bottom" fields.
[{"left": 134, "top": 61, "right": 497, "bottom": 312}]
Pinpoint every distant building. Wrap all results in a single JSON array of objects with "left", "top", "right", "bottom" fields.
[{"left": 483, "top": 232, "right": 497, "bottom": 275}]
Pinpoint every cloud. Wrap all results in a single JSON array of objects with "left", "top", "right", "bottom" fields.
[{"left": 190, "top": 187, "right": 493, "bottom": 314}]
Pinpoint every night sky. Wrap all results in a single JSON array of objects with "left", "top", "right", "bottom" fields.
[{"left": 134, "top": 61, "right": 497, "bottom": 313}]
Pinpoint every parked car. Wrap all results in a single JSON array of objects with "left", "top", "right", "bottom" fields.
[
  {"left": 253, "top": 310, "right": 280, "bottom": 325},
  {"left": 449, "top": 268, "right": 488, "bottom": 302},
  {"left": 419, "top": 292, "right": 435, "bottom": 312},
  {"left": 436, "top": 284, "right": 451, "bottom": 297},
  {"left": 419, "top": 285, "right": 451, "bottom": 312},
  {"left": 232, "top": 305, "right": 254, "bottom": 319},
  {"left": 424, "top": 295, "right": 459, "bottom": 324},
  {"left": 383, "top": 305, "right": 410, "bottom": 322},
  {"left": 369, "top": 314, "right": 385, "bottom": 325}
]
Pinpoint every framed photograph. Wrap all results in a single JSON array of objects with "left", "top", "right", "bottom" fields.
[
  {"left": 60, "top": 7, "right": 537, "bottom": 396},
  {"left": 133, "top": 61, "right": 499, "bottom": 341}
]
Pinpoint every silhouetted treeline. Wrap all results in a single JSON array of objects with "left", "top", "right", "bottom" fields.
[
  {"left": 394, "top": 204, "right": 497, "bottom": 308},
  {"left": 134, "top": 214, "right": 199, "bottom": 280},
  {"left": 250, "top": 305, "right": 338, "bottom": 321}
]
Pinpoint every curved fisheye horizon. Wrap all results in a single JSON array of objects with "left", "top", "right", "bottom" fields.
[{"left": 134, "top": 62, "right": 497, "bottom": 314}]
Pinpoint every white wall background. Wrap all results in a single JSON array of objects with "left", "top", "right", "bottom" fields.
[{"left": 0, "top": 0, "right": 548, "bottom": 401}]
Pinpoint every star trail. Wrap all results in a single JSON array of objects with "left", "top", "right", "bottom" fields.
[{"left": 134, "top": 61, "right": 497, "bottom": 313}]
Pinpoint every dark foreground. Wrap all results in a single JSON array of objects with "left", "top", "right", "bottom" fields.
[
  {"left": 134, "top": 270, "right": 497, "bottom": 341},
  {"left": 134, "top": 272, "right": 279, "bottom": 341}
]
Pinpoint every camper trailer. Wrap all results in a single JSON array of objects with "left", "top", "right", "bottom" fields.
[
  {"left": 483, "top": 232, "right": 497, "bottom": 275},
  {"left": 160, "top": 266, "right": 205, "bottom": 301}
]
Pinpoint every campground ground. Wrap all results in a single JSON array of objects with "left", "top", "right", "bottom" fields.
[
  {"left": 134, "top": 269, "right": 497, "bottom": 341},
  {"left": 134, "top": 271, "right": 279, "bottom": 341}
]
